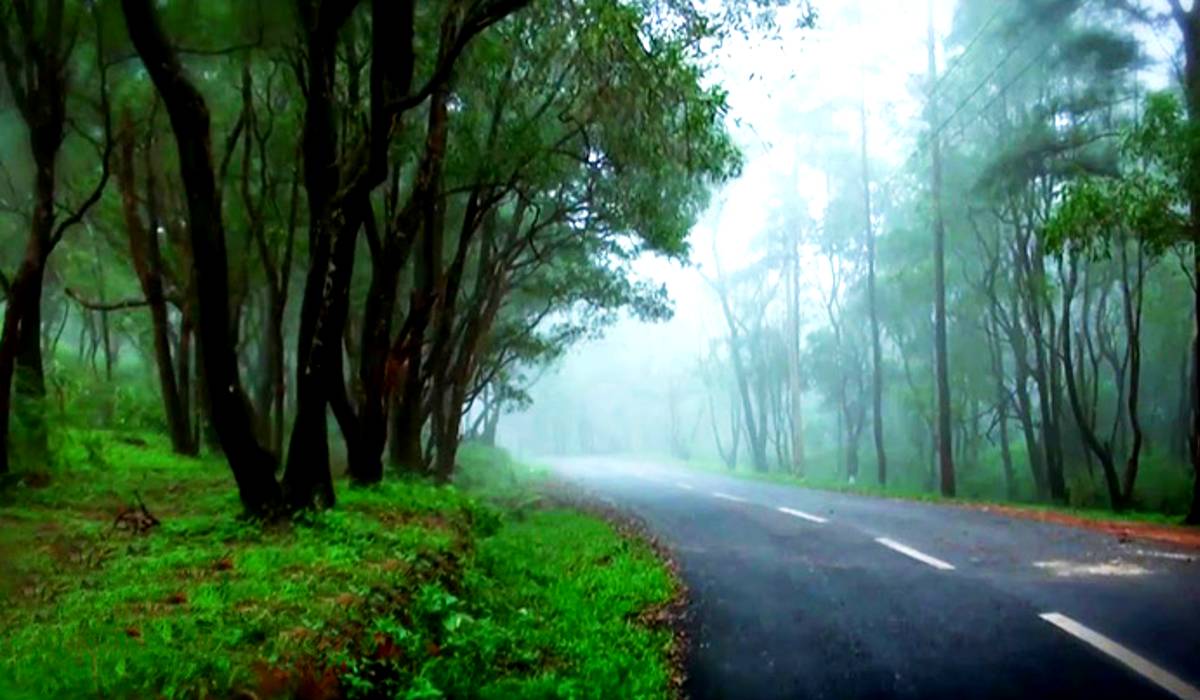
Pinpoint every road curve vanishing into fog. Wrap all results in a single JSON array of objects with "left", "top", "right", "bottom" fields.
[{"left": 548, "top": 457, "right": 1200, "bottom": 700}]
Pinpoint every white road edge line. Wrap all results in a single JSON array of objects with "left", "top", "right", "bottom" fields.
[
  {"left": 1039, "top": 612, "right": 1200, "bottom": 700},
  {"left": 675, "top": 482, "right": 695, "bottom": 491},
  {"left": 712, "top": 491, "right": 748, "bottom": 503},
  {"left": 874, "top": 537, "right": 956, "bottom": 571},
  {"left": 777, "top": 506, "right": 828, "bottom": 524}
]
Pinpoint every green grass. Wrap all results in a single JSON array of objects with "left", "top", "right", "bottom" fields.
[{"left": 0, "top": 432, "right": 677, "bottom": 699}]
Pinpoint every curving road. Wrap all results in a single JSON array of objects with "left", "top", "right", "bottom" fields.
[{"left": 548, "top": 457, "right": 1200, "bottom": 700}]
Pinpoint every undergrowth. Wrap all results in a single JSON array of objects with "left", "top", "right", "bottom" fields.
[{"left": 0, "top": 432, "right": 675, "bottom": 699}]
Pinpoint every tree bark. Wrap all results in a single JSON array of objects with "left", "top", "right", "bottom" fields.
[
  {"left": 861, "top": 93, "right": 887, "bottom": 486},
  {"left": 117, "top": 114, "right": 193, "bottom": 455},
  {"left": 1060, "top": 257, "right": 1124, "bottom": 510},
  {"left": 1119, "top": 240, "right": 1145, "bottom": 505},
  {"left": 0, "top": 257, "right": 43, "bottom": 475},
  {"left": 122, "top": 0, "right": 281, "bottom": 515},
  {"left": 985, "top": 311, "right": 1017, "bottom": 500},
  {"left": 1170, "top": 0, "right": 1200, "bottom": 524},
  {"left": 927, "top": 1, "right": 955, "bottom": 497}
]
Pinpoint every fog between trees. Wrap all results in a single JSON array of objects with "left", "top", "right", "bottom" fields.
[{"left": 504, "top": 0, "right": 1200, "bottom": 523}]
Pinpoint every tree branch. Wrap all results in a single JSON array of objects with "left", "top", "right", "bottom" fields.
[
  {"left": 50, "top": 4, "right": 115, "bottom": 248},
  {"left": 65, "top": 286, "right": 150, "bottom": 312}
]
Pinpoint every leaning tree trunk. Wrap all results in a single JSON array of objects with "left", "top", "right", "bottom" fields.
[
  {"left": 118, "top": 115, "right": 193, "bottom": 455},
  {"left": 1060, "top": 258, "right": 1124, "bottom": 510},
  {"left": 122, "top": 0, "right": 281, "bottom": 515}
]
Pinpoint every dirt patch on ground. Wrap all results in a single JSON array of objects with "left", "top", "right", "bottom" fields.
[{"left": 965, "top": 503, "right": 1200, "bottom": 550}]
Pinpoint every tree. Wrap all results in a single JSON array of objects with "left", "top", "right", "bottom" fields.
[
  {"left": 1047, "top": 93, "right": 1193, "bottom": 515},
  {"left": 926, "top": 0, "right": 956, "bottom": 497},
  {"left": 860, "top": 87, "right": 887, "bottom": 485},
  {"left": 0, "top": 0, "right": 111, "bottom": 475},
  {"left": 121, "top": 0, "right": 283, "bottom": 514}
]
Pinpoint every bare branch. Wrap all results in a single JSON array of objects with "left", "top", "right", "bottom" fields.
[
  {"left": 65, "top": 286, "right": 151, "bottom": 312},
  {"left": 50, "top": 5, "right": 115, "bottom": 248}
]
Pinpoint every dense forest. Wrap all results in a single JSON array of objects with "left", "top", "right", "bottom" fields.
[
  {"left": 509, "top": 0, "right": 1200, "bottom": 525},
  {"left": 0, "top": 0, "right": 750, "bottom": 509},
  {"left": 5, "top": 0, "right": 1200, "bottom": 697},
  {"left": 0, "top": 2, "right": 777, "bottom": 696}
]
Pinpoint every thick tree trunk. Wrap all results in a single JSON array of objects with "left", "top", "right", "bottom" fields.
[
  {"left": 281, "top": 208, "right": 357, "bottom": 506},
  {"left": 122, "top": 0, "right": 281, "bottom": 515},
  {"left": 1189, "top": 242, "right": 1200, "bottom": 524},
  {"left": 392, "top": 299, "right": 431, "bottom": 473},
  {"left": 1173, "top": 4, "right": 1200, "bottom": 525},
  {"left": 350, "top": 256, "right": 399, "bottom": 484},
  {"left": 352, "top": 84, "right": 448, "bottom": 483},
  {"left": 12, "top": 260, "right": 47, "bottom": 464},
  {"left": 2, "top": 169, "right": 54, "bottom": 475},
  {"left": 0, "top": 259, "right": 42, "bottom": 475}
]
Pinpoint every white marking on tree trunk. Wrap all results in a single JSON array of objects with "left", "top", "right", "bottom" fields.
[
  {"left": 1039, "top": 612, "right": 1200, "bottom": 700},
  {"left": 874, "top": 537, "right": 956, "bottom": 570},
  {"left": 712, "top": 491, "right": 748, "bottom": 503},
  {"left": 777, "top": 506, "right": 828, "bottom": 524}
]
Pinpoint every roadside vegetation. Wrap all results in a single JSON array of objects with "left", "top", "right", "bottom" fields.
[
  {"left": 674, "top": 452, "right": 1190, "bottom": 529},
  {"left": 0, "top": 431, "right": 678, "bottom": 699},
  {"left": 514, "top": 0, "right": 1200, "bottom": 527},
  {"left": 0, "top": 1, "right": 747, "bottom": 696}
]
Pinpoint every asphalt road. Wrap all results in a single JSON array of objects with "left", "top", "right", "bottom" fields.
[{"left": 548, "top": 457, "right": 1200, "bottom": 700}]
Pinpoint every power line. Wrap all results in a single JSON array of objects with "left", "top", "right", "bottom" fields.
[
  {"left": 949, "top": 38, "right": 1058, "bottom": 144},
  {"left": 933, "top": 32, "right": 1035, "bottom": 138},
  {"left": 874, "top": 32, "right": 1059, "bottom": 195},
  {"left": 931, "top": 3, "right": 1007, "bottom": 99}
]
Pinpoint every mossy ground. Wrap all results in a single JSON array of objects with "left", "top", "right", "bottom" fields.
[{"left": 0, "top": 432, "right": 676, "bottom": 699}]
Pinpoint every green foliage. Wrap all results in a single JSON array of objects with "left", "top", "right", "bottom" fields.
[
  {"left": 0, "top": 435, "right": 677, "bottom": 699},
  {"left": 1046, "top": 92, "right": 1196, "bottom": 258}
]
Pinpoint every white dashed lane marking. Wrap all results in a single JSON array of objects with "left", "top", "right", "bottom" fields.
[
  {"left": 675, "top": 482, "right": 695, "bottom": 491},
  {"left": 1040, "top": 612, "right": 1200, "bottom": 700},
  {"left": 712, "top": 491, "right": 749, "bottom": 503},
  {"left": 875, "top": 537, "right": 956, "bottom": 571},
  {"left": 777, "top": 506, "right": 829, "bottom": 524}
]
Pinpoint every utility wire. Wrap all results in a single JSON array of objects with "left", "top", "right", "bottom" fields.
[
  {"left": 875, "top": 31, "right": 1059, "bottom": 195},
  {"left": 930, "top": 3, "right": 1007, "bottom": 99},
  {"left": 932, "top": 32, "right": 1036, "bottom": 138},
  {"left": 951, "top": 38, "right": 1059, "bottom": 144}
]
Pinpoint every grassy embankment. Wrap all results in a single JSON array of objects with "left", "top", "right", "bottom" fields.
[
  {"left": 0, "top": 432, "right": 678, "bottom": 699},
  {"left": 672, "top": 451, "right": 1195, "bottom": 529}
]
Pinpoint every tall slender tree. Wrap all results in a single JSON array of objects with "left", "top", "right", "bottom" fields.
[{"left": 926, "top": 0, "right": 956, "bottom": 497}]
